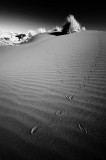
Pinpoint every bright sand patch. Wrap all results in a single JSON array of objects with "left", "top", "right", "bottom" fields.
[{"left": 0, "top": 31, "right": 106, "bottom": 160}]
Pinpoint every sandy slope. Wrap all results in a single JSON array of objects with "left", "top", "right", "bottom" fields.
[{"left": 0, "top": 31, "right": 106, "bottom": 160}]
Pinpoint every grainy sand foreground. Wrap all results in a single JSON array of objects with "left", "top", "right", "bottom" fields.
[{"left": 0, "top": 31, "right": 106, "bottom": 160}]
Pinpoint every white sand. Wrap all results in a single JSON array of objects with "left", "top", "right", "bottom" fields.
[{"left": 0, "top": 31, "right": 106, "bottom": 160}]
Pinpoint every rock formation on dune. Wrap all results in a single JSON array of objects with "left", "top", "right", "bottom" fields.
[{"left": 61, "top": 14, "right": 86, "bottom": 34}]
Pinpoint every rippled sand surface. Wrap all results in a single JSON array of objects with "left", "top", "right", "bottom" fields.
[{"left": 0, "top": 31, "right": 106, "bottom": 160}]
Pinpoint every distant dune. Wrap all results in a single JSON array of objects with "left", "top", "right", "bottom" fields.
[{"left": 0, "top": 31, "right": 106, "bottom": 160}]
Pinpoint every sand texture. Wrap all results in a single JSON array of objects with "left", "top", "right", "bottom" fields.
[{"left": 0, "top": 31, "right": 106, "bottom": 160}]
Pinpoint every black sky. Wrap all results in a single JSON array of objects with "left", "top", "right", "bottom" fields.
[{"left": 0, "top": 1, "right": 106, "bottom": 32}]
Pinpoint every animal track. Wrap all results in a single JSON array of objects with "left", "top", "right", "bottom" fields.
[
  {"left": 91, "top": 64, "right": 96, "bottom": 67},
  {"left": 57, "top": 70, "right": 61, "bottom": 74},
  {"left": 56, "top": 110, "right": 63, "bottom": 115},
  {"left": 31, "top": 126, "right": 38, "bottom": 134},
  {"left": 80, "top": 84, "right": 86, "bottom": 88},
  {"left": 78, "top": 124, "right": 88, "bottom": 134},
  {"left": 90, "top": 69, "right": 94, "bottom": 72},
  {"left": 59, "top": 80, "right": 63, "bottom": 83},
  {"left": 84, "top": 76, "right": 89, "bottom": 80},
  {"left": 65, "top": 95, "right": 74, "bottom": 101}
]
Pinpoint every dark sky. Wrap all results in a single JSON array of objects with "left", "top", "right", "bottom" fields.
[{"left": 0, "top": 1, "right": 106, "bottom": 32}]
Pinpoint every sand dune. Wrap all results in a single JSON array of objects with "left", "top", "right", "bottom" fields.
[
  {"left": 20, "top": 33, "right": 55, "bottom": 45},
  {"left": 0, "top": 31, "right": 106, "bottom": 160}
]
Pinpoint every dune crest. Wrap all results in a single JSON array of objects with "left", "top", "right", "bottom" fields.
[{"left": 0, "top": 14, "right": 86, "bottom": 46}]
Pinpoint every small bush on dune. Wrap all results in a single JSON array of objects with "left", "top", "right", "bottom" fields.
[
  {"left": 62, "top": 14, "right": 85, "bottom": 34},
  {"left": 81, "top": 27, "right": 86, "bottom": 31},
  {"left": 27, "top": 30, "right": 36, "bottom": 38},
  {"left": 37, "top": 28, "right": 47, "bottom": 34}
]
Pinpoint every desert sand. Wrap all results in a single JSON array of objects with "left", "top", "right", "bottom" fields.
[{"left": 0, "top": 31, "right": 106, "bottom": 160}]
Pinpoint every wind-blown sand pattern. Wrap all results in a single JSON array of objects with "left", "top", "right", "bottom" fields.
[{"left": 0, "top": 31, "right": 106, "bottom": 160}]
